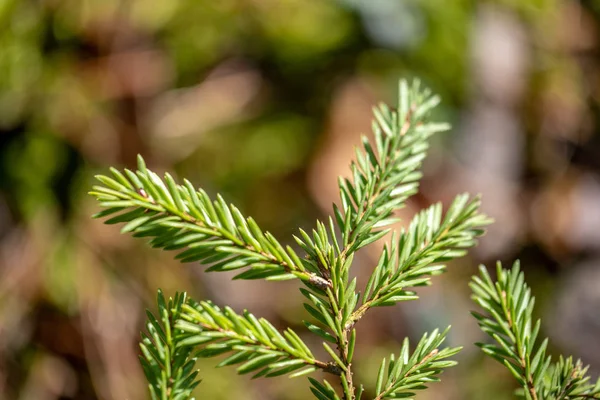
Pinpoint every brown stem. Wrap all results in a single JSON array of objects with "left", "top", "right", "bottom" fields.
[
  {"left": 341, "top": 330, "right": 355, "bottom": 400},
  {"left": 325, "top": 289, "right": 355, "bottom": 400}
]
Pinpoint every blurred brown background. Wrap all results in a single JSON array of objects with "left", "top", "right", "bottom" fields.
[{"left": 1, "top": 1, "right": 600, "bottom": 399}]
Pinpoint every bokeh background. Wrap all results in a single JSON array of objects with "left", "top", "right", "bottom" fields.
[{"left": 1, "top": 0, "right": 600, "bottom": 399}]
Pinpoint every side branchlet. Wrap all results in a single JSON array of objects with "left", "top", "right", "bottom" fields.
[
  {"left": 471, "top": 261, "right": 600, "bottom": 400},
  {"left": 140, "top": 290, "right": 201, "bottom": 400}
]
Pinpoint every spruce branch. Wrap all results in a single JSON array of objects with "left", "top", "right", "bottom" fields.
[
  {"left": 296, "top": 81, "right": 490, "bottom": 399},
  {"left": 91, "top": 78, "right": 492, "bottom": 399},
  {"left": 471, "top": 262, "right": 600, "bottom": 400},
  {"left": 350, "top": 194, "right": 491, "bottom": 327},
  {"left": 175, "top": 299, "right": 336, "bottom": 378},
  {"left": 373, "top": 327, "right": 461, "bottom": 399},
  {"left": 333, "top": 80, "right": 451, "bottom": 260},
  {"left": 89, "top": 156, "right": 330, "bottom": 289},
  {"left": 140, "top": 291, "right": 200, "bottom": 400}
]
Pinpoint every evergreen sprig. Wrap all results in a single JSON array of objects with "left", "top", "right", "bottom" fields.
[
  {"left": 471, "top": 262, "right": 600, "bottom": 400},
  {"left": 89, "top": 157, "right": 330, "bottom": 288},
  {"left": 174, "top": 299, "right": 336, "bottom": 378},
  {"left": 373, "top": 327, "right": 461, "bottom": 399},
  {"left": 91, "top": 79, "right": 492, "bottom": 399},
  {"left": 353, "top": 193, "right": 490, "bottom": 322},
  {"left": 333, "top": 80, "right": 451, "bottom": 257},
  {"left": 140, "top": 291, "right": 200, "bottom": 400}
]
